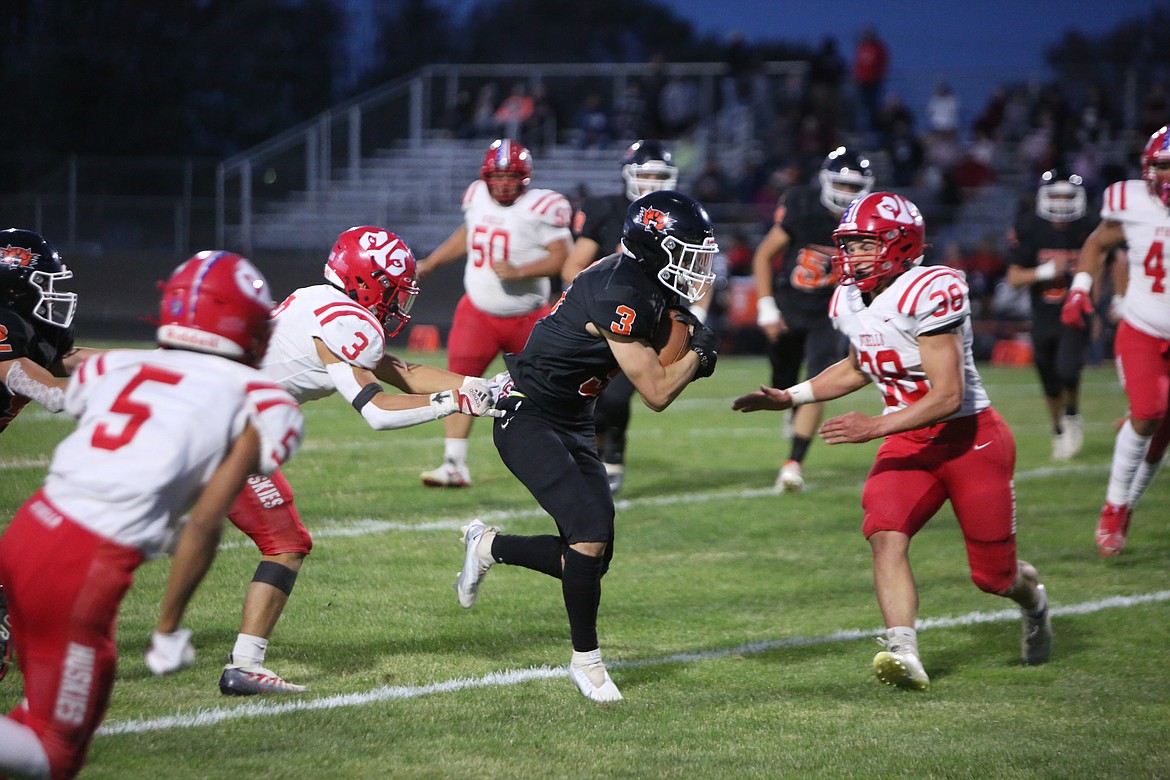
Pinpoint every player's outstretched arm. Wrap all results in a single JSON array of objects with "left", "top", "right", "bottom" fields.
[
  {"left": 416, "top": 225, "right": 469, "bottom": 280},
  {"left": 0, "top": 357, "right": 68, "bottom": 412},
  {"left": 373, "top": 353, "right": 469, "bottom": 394},
  {"left": 733, "top": 352, "right": 868, "bottom": 414}
]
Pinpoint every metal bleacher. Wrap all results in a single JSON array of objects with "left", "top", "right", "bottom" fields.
[{"left": 247, "top": 139, "right": 622, "bottom": 255}]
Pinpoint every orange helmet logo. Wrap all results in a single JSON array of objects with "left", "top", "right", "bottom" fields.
[
  {"left": 0, "top": 246, "right": 37, "bottom": 267},
  {"left": 636, "top": 207, "right": 674, "bottom": 231}
]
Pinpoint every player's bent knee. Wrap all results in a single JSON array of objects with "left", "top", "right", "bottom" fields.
[{"left": 252, "top": 561, "right": 299, "bottom": 596}]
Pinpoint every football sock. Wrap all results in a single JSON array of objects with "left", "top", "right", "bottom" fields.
[
  {"left": 231, "top": 634, "right": 269, "bottom": 668},
  {"left": 563, "top": 548, "right": 606, "bottom": 652},
  {"left": 492, "top": 533, "right": 565, "bottom": 578},
  {"left": 1106, "top": 420, "right": 1150, "bottom": 506},
  {"left": 789, "top": 435, "right": 811, "bottom": 464},
  {"left": 885, "top": 626, "right": 919, "bottom": 656},
  {"left": 443, "top": 438, "right": 469, "bottom": 465}
]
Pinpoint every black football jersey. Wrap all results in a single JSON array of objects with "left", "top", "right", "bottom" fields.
[
  {"left": 506, "top": 253, "right": 680, "bottom": 421},
  {"left": 1010, "top": 212, "right": 1094, "bottom": 330},
  {"left": 0, "top": 306, "right": 74, "bottom": 433},
  {"left": 771, "top": 184, "right": 842, "bottom": 315},
  {"left": 572, "top": 193, "right": 628, "bottom": 263}
]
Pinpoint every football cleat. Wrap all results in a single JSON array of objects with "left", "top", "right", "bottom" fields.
[
  {"left": 219, "top": 655, "right": 307, "bottom": 696},
  {"left": 0, "top": 584, "right": 10, "bottom": 683},
  {"left": 455, "top": 519, "right": 497, "bottom": 609},
  {"left": 420, "top": 458, "right": 471, "bottom": 488},
  {"left": 776, "top": 459, "right": 804, "bottom": 493},
  {"left": 569, "top": 649, "right": 623, "bottom": 702},
  {"left": 604, "top": 462, "right": 625, "bottom": 495},
  {"left": 873, "top": 640, "right": 929, "bottom": 691},
  {"left": 1061, "top": 414, "right": 1084, "bottom": 458},
  {"left": 1095, "top": 502, "right": 1132, "bottom": 556},
  {"left": 1021, "top": 583, "right": 1053, "bottom": 665}
]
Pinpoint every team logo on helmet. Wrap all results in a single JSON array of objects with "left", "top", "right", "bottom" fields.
[
  {"left": 0, "top": 246, "right": 37, "bottom": 268},
  {"left": 635, "top": 207, "right": 674, "bottom": 231}
]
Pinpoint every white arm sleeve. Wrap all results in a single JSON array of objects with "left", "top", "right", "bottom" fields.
[
  {"left": 324, "top": 359, "right": 438, "bottom": 430},
  {"left": 5, "top": 361, "right": 66, "bottom": 413}
]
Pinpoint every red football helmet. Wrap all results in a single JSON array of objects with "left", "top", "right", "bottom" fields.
[
  {"left": 1142, "top": 125, "right": 1170, "bottom": 208},
  {"left": 324, "top": 226, "right": 418, "bottom": 338},
  {"left": 157, "top": 251, "right": 274, "bottom": 366},
  {"left": 832, "top": 191, "right": 926, "bottom": 293},
  {"left": 481, "top": 138, "right": 532, "bottom": 205}
]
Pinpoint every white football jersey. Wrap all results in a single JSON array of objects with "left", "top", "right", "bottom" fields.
[
  {"left": 263, "top": 284, "right": 386, "bottom": 402},
  {"left": 829, "top": 265, "right": 990, "bottom": 418},
  {"left": 460, "top": 180, "right": 572, "bottom": 316},
  {"left": 43, "top": 349, "right": 303, "bottom": 558},
  {"left": 1100, "top": 179, "right": 1170, "bottom": 338}
]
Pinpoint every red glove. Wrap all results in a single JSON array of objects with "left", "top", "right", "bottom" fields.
[{"left": 1061, "top": 288, "right": 1093, "bottom": 328}]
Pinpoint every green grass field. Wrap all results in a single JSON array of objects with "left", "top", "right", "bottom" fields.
[{"left": 2, "top": 352, "right": 1168, "bottom": 779}]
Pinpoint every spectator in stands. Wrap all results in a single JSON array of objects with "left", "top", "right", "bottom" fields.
[
  {"left": 926, "top": 82, "right": 961, "bottom": 137},
  {"left": 658, "top": 74, "right": 700, "bottom": 138},
  {"left": 852, "top": 26, "right": 889, "bottom": 137},
  {"left": 495, "top": 82, "right": 535, "bottom": 143},
  {"left": 874, "top": 91, "right": 914, "bottom": 145},
  {"left": 526, "top": 83, "right": 560, "bottom": 150},
  {"left": 573, "top": 92, "right": 612, "bottom": 149},
  {"left": 445, "top": 89, "right": 475, "bottom": 140},
  {"left": 692, "top": 155, "right": 733, "bottom": 205},
  {"left": 883, "top": 117, "right": 925, "bottom": 187},
  {"left": 472, "top": 82, "right": 500, "bottom": 139},
  {"left": 807, "top": 37, "right": 845, "bottom": 121},
  {"left": 612, "top": 82, "right": 650, "bottom": 141}
]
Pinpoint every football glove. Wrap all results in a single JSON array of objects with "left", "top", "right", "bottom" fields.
[
  {"left": 1060, "top": 288, "right": 1093, "bottom": 329},
  {"left": 431, "top": 379, "right": 504, "bottom": 419},
  {"left": 690, "top": 322, "right": 719, "bottom": 380},
  {"left": 481, "top": 371, "right": 515, "bottom": 405},
  {"left": 145, "top": 628, "right": 196, "bottom": 676}
]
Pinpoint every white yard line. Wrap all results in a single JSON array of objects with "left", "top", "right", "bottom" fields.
[{"left": 99, "top": 589, "right": 1170, "bottom": 736}]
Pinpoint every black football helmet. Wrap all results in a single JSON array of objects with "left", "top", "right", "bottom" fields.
[
  {"left": 819, "top": 146, "right": 874, "bottom": 213},
  {"left": 621, "top": 140, "right": 678, "bottom": 201},
  {"left": 1036, "top": 167, "right": 1086, "bottom": 222},
  {"left": 0, "top": 229, "right": 76, "bottom": 329},
  {"left": 621, "top": 190, "right": 718, "bottom": 302}
]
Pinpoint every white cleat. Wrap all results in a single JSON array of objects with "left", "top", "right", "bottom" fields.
[
  {"left": 1061, "top": 414, "right": 1084, "bottom": 459},
  {"left": 604, "top": 462, "right": 625, "bottom": 495},
  {"left": 776, "top": 460, "right": 804, "bottom": 493},
  {"left": 421, "top": 459, "right": 471, "bottom": 488},
  {"left": 569, "top": 649, "right": 623, "bottom": 702},
  {"left": 873, "top": 641, "right": 930, "bottom": 691},
  {"left": 455, "top": 519, "right": 497, "bottom": 608}
]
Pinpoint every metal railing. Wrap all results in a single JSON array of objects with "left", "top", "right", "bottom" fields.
[{"left": 215, "top": 60, "right": 809, "bottom": 253}]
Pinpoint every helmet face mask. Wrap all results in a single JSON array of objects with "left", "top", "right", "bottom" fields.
[
  {"left": 1036, "top": 168, "right": 1086, "bottom": 222},
  {"left": 1142, "top": 126, "right": 1170, "bottom": 208},
  {"left": 324, "top": 226, "right": 419, "bottom": 338},
  {"left": 157, "top": 251, "right": 275, "bottom": 366},
  {"left": 481, "top": 138, "right": 533, "bottom": 206},
  {"left": 0, "top": 229, "right": 77, "bottom": 329},
  {"left": 832, "top": 192, "right": 926, "bottom": 293},
  {"left": 622, "top": 191, "right": 718, "bottom": 303},
  {"left": 819, "top": 146, "right": 875, "bottom": 214},
  {"left": 621, "top": 140, "right": 678, "bottom": 201}
]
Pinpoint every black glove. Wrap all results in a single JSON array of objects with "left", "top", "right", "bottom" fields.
[
  {"left": 669, "top": 306, "right": 701, "bottom": 330},
  {"left": 689, "top": 322, "right": 718, "bottom": 379}
]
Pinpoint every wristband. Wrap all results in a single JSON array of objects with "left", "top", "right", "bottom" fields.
[
  {"left": 1070, "top": 271, "right": 1093, "bottom": 293},
  {"left": 757, "top": 295, "right": 781, "bottom": 327},
  {"left": 787, "top": 380, "right": 816, "bottom": 406},
  {"left": 1034, "top": 261, "right": 1057, "bottom": 282}
]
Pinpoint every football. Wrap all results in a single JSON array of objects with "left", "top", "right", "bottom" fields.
[{"left": 651, "top": 309, "right": 693, "bottom": 366}]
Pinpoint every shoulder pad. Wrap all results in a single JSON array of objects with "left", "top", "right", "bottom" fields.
[
  {"left": 587, "top": 284, "right": 660, "bottom": 340},
  {"left": 895, "top": 267, "right": 970, "bottom": 329},
  {"left": 310, "top": 299, "right": 386, "bottom": 370},
  {"left": 245, "top": 380, "right": 304, "bottom": 475},
  {"left": 526, "top": 190, "right": 572, "bottom": 228}
]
